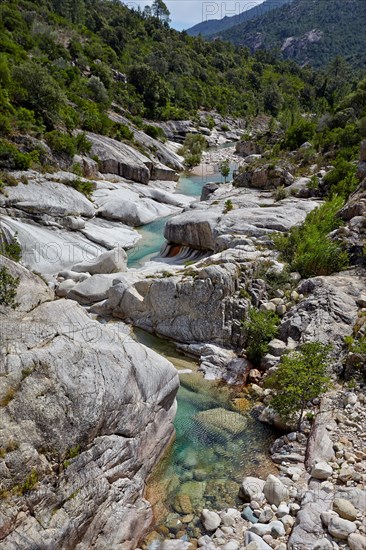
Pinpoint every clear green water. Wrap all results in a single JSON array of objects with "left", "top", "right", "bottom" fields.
[
  {"left": 133, "top": 329, "right": 276, "bottom": 540},
  {"left": 127, "top": 216, "right": 171, "bottom": 268},
  {"left": 127, "top": 162, "right": 236, "bottom": 268}
]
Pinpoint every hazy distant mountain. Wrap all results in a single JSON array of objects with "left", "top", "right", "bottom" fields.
[
  {"left": 186, "top": 0, "right": 293, "bottom": 38},
  {"left": 214, "top": 0, "right": 366, "bottom": 68}
]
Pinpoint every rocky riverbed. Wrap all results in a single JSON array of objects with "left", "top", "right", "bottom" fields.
[{"left": 1, "top": 121, "right": 366, "bottom": 549}]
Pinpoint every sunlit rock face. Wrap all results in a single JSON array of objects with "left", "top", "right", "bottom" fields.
[{"left": 0, "top": 258, "right": 179, "bottom": 549}]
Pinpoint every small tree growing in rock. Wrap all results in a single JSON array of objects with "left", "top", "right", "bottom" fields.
[
  {"left": 220, "top": 159, "right": 230, "bottom": 183},
  {"left": 267, "top": 342, "right": 332, "bottom": 430}
]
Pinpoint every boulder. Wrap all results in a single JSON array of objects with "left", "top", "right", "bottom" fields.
[
  {"left": 280, "top": 275, "right": 363, "bottom": 347},
  {"left": 327, "top": 516, "right": 357, "bottom": 540},
  {"left": 311, "top": 462, "right": 333, "bottom": 480},
  {"left": 333, "top": 498, "right": 358, "bottom": 521},
  {"left": 201, "top": 182, "right": 219, "bottom": 201},
  {"left": 95, "top": 186, "right": 180, "bottom": 226},
  {"left": 239, "top": 477, "right": 265, "bottom": 501},
  {"left": 71, "top": 247, "right": 127, "bottom": 275},
  {"left": 164, "top": 210, "right": 220, "bottom": 250},
  {"left": 234, "top": 165, "right": 294, "bottom": 189},
  {"left": 267, "top": 339, "right": 287, "bottom": 357},
  {"left": 56, "top": 279, "right": 76, "bottom": 297},
  {"left": 235, "top": 141, "right": 261, "bottom": 157},
  {"left": 263, "top": 475, "right": 289, "bottom": 506},
  {"left": 201, "top": 509, "right": 221, "bottom": 531},
  {"left": 67, "top": 274, "right": 114, "bottom": 304},
  {"left": 288, "top": 488, "right": 331, "bottom": 549},
  {"left": 348, "top": 533, "right": 366, "bottom": 550},
  {"left": 0, "top": 298, "right": 179, "bottom": 549},
  {"left": 87, "top": 132, "right": 152, "bottom": 183},
  {"left": 0, "top": 255, "right": 53, "bottom": 316},
  {"left": 242, "top": 506, "right": 259, "bottom": 523},
  {"left": 151, "top": 161, "right": 179, "bottom": 182},
  {"left": 194, "top": 408, "right": 246, "bottom": 439},
  {"left": 108, "top": 262, "right": 240, "bottom": 345}
]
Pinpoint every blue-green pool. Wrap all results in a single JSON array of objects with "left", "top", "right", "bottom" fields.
[
  {"left": 133, "top": 329, "right": 276, "bottom": 540},
  {"left": 127, "top": 163, "right": 236, "bottom": 268}
]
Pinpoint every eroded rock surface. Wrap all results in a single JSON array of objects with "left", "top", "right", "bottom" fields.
[{"left": 0, "top": 258, "right": 179, "bottom": 549}]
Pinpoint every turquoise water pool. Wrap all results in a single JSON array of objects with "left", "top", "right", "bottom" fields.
[
  {"left": 127, "top": 162, "right": 235, "bottom": 268},
  {"left": 133, "top": 329, "right": 276, "bottom": 540}
]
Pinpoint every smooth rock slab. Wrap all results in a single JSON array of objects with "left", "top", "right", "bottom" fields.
[
  {"left": 0, "top": 298, "right": 179, "bottom": 549},
  {"left": 87, "top": 132, "right": 152, "bottom": 183}
]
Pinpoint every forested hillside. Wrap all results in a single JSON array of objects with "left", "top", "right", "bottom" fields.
[
  {"left": 215, "top": 0, "right": 366, "bottom": 68},
  {"left": 0, "top": 0, "right": 365, "bottom": 175},
  {"left": 187, "top": 0, "right": 292, "bottom": 38}
]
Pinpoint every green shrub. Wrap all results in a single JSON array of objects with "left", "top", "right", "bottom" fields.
[
  {"left": 242, "top": 307, "right": 279, "bottom": 366},
  {"left": 274, "top": 185, "right": 288, "bottom": 201},
  {"left": 116, "top": 123, "right": 134, "bottom": 142},
  {"left": 273, "top": 196, "right": 349, "bottom": 278},
  {"left": 323, "top": 158, "right": 358, "bottom": 200},
  {"left": 220, "top": 160, "right": 230, "bottom": 183},
  {"left": 179, "top": 133, "right": 207, "bottom": 168},
  {"left": 267, "top": 342, "right": 332, "bottom": 430},
  {"left": 0, "top": 140, "right": 31, "bottom": 170},
  {"left": 283, "top": 119, "right": 316, "bottom": 150},
  {"left": 143, "top": 124, "right": 165, "bottom": 141},
  {"left": 223, "top": 199, "right": 233, "bottom": 213},
  {"left": 61, "top": 178, "right": 94, "bottom": 199},
  {"left": 0, "top": 171, "right": 18, "bottom": 188},
  {"left": 45, "top": 131, "right": 76, "bottom": 157},
  {"left": 0, "top": 233, "right": 21, "bottom": 262},
  {"left": 45, "top": 131, "right": 91, "bottom": 157},
  {"left": 12, "top": 62, "right": 66, "bottom": 127},
  {"left": 74, "top": 132, "right": 92, "bottom": 154},
  {"left": 0, "top": 266, "right": 19, "bottom": 308}
]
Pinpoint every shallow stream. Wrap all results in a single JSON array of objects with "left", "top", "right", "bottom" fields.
[{"left": 125, "top": 156, "right": 276, "bottom": 540}]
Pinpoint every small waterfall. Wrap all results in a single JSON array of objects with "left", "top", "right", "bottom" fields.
[{"left": 159, "top": 241, "right": 210, "bottom": 263}]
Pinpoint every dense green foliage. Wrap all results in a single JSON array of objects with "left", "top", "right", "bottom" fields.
[
  {"left": 216, "top": 0, "right": 366, "bottom": 69},
  {"left": 274, "top": 196, "right": 349, "bottom": 278},
  {"left": 0, "top": 234, "right": 21, "bottom": 262},
  {"left": 243, "top": 307, "right": 279, "bottom": 366},
  {"left": 0, "top": 0, "right": 362, "bottom": 137},
  {"left": 0, "top": 0, "right": 363, "bottom": 185},
  {"left": 0, "top": 265, "right": 19, "bottom": 308},
  {"left": 267, "top": 342, "right": 332, "bottom": 429}
]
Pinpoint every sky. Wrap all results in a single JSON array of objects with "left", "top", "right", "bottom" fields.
[{"left": 127, "top": 0, "right": 266, "bottom": 31}]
